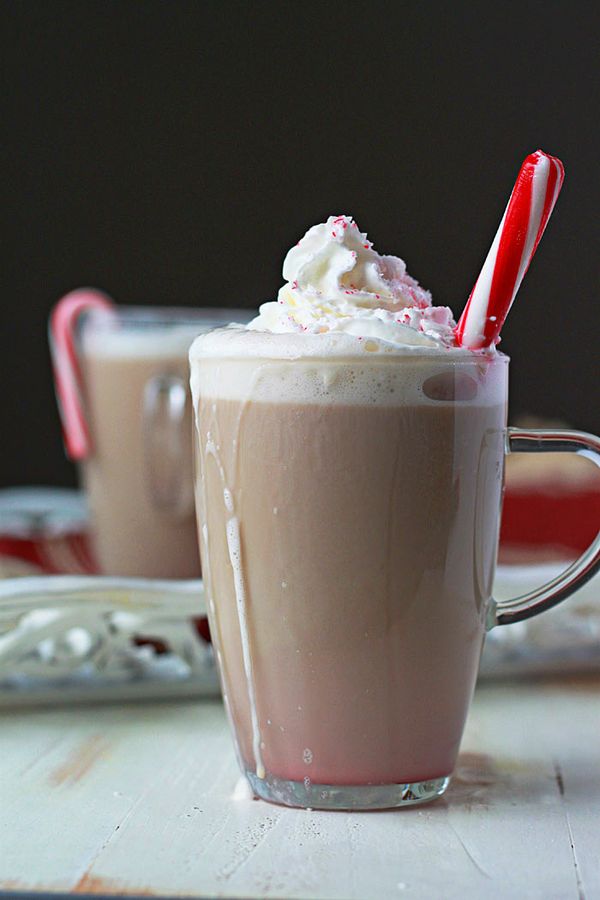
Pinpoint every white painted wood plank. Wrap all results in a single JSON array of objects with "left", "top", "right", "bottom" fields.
[
  {"left": 1, "top": 680, "right": 598, "bottom": 899},
  {"left": 0, "top": 701, "right": 230, "bottom": 896},
  {"left": 512, "top": 678, "right": 600, "bottom": 899},
  {"left": 454, "top": 677, "right": 600, "bottom": 900}
]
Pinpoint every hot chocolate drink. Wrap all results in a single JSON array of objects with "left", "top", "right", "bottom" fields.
[
  {"left": 193, "top": 351, "right": 506, "bottom": 789},
  {"left": 190, "top": 215, "right": 507, "bottom": 807},
  {"left": 80, "top": 318, "right": 202, "bottom": 578},
  {"left": 50, "top": 297, "right": 254, "bottom": 579}
]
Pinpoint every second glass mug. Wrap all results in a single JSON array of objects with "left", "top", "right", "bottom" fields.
[
  {"left": 50, "top": 291, "right": 252, "bottom": 579},
  {"left": 190, "top": 341, "right": 600, "bottom": 810}
]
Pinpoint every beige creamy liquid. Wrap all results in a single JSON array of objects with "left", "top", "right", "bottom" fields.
[
  {"left": 81, "top": 348, "right": 200, "bottom": 578},
  {"left": 197, "top": 389, "right": 506, "bottom": 785}
]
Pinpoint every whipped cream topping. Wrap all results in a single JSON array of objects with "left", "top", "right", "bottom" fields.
[{"left": 248, "top": 215, "right": 459, "bottom": 350}]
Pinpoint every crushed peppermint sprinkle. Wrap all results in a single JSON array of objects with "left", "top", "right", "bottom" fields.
[{"left": 291, "top": 280, "right": 298, "bottom": 290}]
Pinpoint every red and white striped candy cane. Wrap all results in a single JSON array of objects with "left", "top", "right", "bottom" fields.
[
  {"left": 455, "top": 150, "right": 564, "bottom": 350},
  {"left": 49, "top": 288, "right": 115, "bottom": 461}
]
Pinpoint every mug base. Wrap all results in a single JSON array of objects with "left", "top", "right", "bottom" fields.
[{"left": 245, "top": 770, "right": 451, "bottom": 810}]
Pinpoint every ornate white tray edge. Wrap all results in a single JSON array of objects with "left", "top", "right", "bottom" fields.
[{"left": 0, "top": 576, "right": 220, "bottom": 706}]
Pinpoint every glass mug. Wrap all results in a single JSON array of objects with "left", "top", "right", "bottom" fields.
[
  {"left": 50, "top": 292, "right": 252, "bottom": 579},
  {"left": 190, "top": 341, "right": 600, "bottom": 810}
]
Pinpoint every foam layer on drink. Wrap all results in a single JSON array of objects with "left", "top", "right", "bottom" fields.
[
  {"left": 82, "top": 323, "right": 211, "bottom": 359},
  {"left": 81, "top": 308, "right": 254, "bottom": 360},
  {"left": 190, "top": 334, "right": 506, "bottom": 408}
]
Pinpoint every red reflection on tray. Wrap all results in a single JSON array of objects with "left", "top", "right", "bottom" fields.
[{"left": 499, "top": 451, "right": 600, "bottom": 563}]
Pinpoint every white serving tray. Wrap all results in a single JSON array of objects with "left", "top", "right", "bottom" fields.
[{"left": 0, "top": 576, "right": 218, "bottom": 706}]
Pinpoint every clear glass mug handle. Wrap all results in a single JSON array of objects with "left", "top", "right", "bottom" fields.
[
  {"left": 142, "top": 374, "right": 195, "bottom": 517},
  {"left": 489, "top": 426, "right": 600, "bottom": 628}
]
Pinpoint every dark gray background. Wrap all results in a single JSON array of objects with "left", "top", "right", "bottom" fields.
[{"left": 1, "top": 1, "right": 598, "bottom": 488}]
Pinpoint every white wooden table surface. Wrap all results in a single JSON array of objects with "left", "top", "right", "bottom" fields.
[{"left": 1, "top": 676, "right": 599, "bottom": 900}]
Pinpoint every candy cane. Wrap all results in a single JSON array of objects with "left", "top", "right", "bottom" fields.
[
  {"left": 49, "top": 288, "right": 115, "bottom": 460},
  {"left": 456, "top": 150, "right": 564, "bottom": 350}
]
